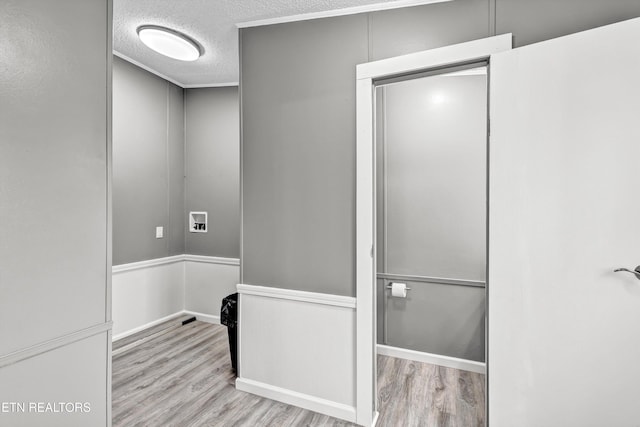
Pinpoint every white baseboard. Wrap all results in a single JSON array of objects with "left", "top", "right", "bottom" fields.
[
  {"left": 184, "top": 310, "right": 220, "bottom": 325},
  {"left": 377, "top": 344, "right": 486, "bottom": 374},
  {"left": 112, "top": 311, "right": 185, "bottom": 342},
  {"left": 236, "top": 378, "right": 357, "bottom": 423},
  {"left": 113, "top": 310, "right": 222, "bottom": 342}
]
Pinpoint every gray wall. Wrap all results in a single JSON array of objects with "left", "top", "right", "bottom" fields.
[
  {"left": 241, "top": 15, "right": 369, "bottom": 295},
  {"left": 113, "top": 61, "right": 240, "bottom": 264},
  {"left": 112, "top": 57, "right": 185, "bottom": 265},
  {"left": 369, "top": 0, "right": 490, "bottom": 60},
  {"left": 382, "top": 280, "right": 486, "bottom": 360},
  {"left": 241, "top": 1, "right": 489, "bottom": 297},
  {"left": 375, "top": 72, "right": 487, "bottom": 361},
  {"left": 185, "top": 87, "right": 240, "bottom": 258},
  {"left": 380, "top": 74, "right": 487, "bottom": 281},
  {"left": 240, "top": 0, "right": 640, "bottom": 298},
  {"left": 495, "top": 0, "right": 640, "bottom": 47},
  {"left": 0, "top": 0, "right": 110, "bottom": 425}
]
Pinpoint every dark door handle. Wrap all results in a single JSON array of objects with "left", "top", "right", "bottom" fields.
[{"left": 614, "top": 266, "right": 640, "bottom": 280}]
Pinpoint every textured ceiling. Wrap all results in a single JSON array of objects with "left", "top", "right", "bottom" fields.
[{"left": 113, "top": 0, "right": 436, "bottom": 87}]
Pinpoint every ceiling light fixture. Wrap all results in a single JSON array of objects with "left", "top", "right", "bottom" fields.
[{"left": 137, "top": 25, "right": 203, "bottom": 61}]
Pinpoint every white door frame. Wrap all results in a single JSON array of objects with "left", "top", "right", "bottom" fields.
[{"left": 354, "top": 34, "right": 512, "bottom": 426}]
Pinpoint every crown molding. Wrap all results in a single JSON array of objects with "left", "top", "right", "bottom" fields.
[
  {"left": 113, "top": 51, "right": 239, "bottom": 89},
  {"left": 236, "top": 0, "right": 452, "bottom": 29}
]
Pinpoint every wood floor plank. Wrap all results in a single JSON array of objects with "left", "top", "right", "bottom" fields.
[{"left": 113, "top": 321, "right": 485, "bottom": 426}]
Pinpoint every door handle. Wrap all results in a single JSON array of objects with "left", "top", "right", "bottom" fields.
[{"left": 613, "top": 266, "right": 640, "bottom": 280}]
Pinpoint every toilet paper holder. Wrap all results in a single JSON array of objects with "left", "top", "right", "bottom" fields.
[{"left": 386, "top": 284, "right": 411, "bottom": 290}]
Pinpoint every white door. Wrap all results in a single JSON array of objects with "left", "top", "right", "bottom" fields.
[{"left": 489, "top": 17, "right": 640, "bottom": 426}]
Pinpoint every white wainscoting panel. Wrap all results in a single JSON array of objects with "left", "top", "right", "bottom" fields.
[
  {"left": 236, "top": 284, "right": 357, "bottom": 422},
  {"left": 184, "top": 257, "right": 240, "bottom": 321},
  {"left": 112, "top": 257, "right": 185, "bottom": 338},
  {"left": 112, "top": 255, "right": 240, "bottom": 339}
]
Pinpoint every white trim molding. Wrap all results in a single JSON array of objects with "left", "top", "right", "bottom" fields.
[
  {"left": 113, "top": 254, "right": 240, "bottom": 273},
  {"left": 183, "top": 82, "right": 239, "bottom": 89},
  {"left": 113, "top": 50, "right": 238, "bottom": 89},
  {"left": 355, "top": 35, "right": 513, "bottom": 426},
  {"left": 357, "top": 33, "right": 513, "bottom": 80},
  {"left": 112, "top": 254, "right": 184, "bottom": 274},
  {"left": 377, "top": 345, "right": 486, "bottom": 374},
  {"left": 113, "top": 50, "right": 185, "bottom": 87},
  {"left": 184, "top": 254, "right": 240, "bottom": 266},
  {"left": 236, "top": 378, "right": 357, "bottom": 423},
  {"left": 355, "top": 74, "right": 376, "bottom": 427},
  {"left": 0, "top": 322, "right": 113, "bottom": 369},
  {"left": 236, "top": 0, "right": 452, "bottom": 28},
  {"left": 112, "top": 311, "right": 184, "bottom": 342},
  {"left": 237, "top": 284, "right": 356, "bottom": 308},
  {"left": 183, "top": 310, "right": 220, "bottom": 325},
  {"left": 113, "top": 310, "right": 222, "bottom": 342}
]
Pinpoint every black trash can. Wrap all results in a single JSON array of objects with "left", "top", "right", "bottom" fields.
[{"left": 220, "top": 293, "right": 238, "bottom": 372}]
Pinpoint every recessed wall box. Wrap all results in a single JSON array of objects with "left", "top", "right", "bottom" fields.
[{"left": 189, "top": 211, "right": 207, "bottom": 233}]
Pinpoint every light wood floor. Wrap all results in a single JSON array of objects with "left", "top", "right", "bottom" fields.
[
  {"left": 376, "top": 354, "right": 485, "bottom": 426},
  {"left": 112, "top": 318, "right": 484, "bottom": 426}
]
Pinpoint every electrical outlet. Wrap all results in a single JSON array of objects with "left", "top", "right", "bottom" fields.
[{"left": 156, "top": 226, "right": 164, "bottom": 239}]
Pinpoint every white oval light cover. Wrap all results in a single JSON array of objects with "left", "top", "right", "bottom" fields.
[{"left": 137, "top": 26, "right": 202, "bottom": 61}]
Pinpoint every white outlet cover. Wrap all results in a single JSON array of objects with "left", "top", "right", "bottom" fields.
[{"left": 156, "top": 226, "right": 164, "bottom": 238}]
